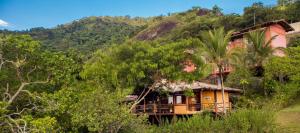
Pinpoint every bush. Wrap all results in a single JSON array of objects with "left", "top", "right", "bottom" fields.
[
  {"left": 151, "top": 109, "right": 277, "bottom": 133},
  {"left": 223, "top": 109, "right": 276, "bottom": 133}
]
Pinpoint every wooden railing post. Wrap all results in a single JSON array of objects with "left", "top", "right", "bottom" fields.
[
  {"left": 214, "top": 102, "right": 218, "bottom": 112},
  {"left": 143, "top": 99, "right": 146, "bottom": 113}
]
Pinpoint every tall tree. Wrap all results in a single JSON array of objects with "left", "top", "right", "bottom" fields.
[
  {"left": 0, "top": 34, "right": 77, "bottom": 132},
  {"left": 81, "top": 39, "right": 207, "bottom": 111},
  {"left": 198, "top": 27, "right": 235, "bottom": 114}
]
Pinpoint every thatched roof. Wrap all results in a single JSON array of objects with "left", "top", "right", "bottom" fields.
[{"left": 158, "top": 80, "right": 241, "bottom": 93}]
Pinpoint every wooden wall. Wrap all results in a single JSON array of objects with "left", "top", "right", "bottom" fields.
[{"left": 172, "top": 90, "right": 231, "bottom": 114}]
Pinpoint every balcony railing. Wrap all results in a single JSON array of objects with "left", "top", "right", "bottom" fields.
[
  {"left": 133, "top": 102, "right": 232, "bottom": 115},
  {"left": 134, "top": 104, "right": 174, "bottom": 114}
]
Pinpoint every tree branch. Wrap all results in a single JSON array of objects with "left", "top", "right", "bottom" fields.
[
  {"left": 130, "top": 80, "right": 159, "bottom": 111},
  {"left": 5, "top": 75, "right": 50, "bottom": 108},
  {"left": 26, "top": 65, "right": 37, "bottom": 82},
  {"left": 3, "top": 83, "right": 11, "bottom": 102}
]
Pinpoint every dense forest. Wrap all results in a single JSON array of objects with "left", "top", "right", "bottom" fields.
[{"left": 1, "top": 1, "right": 300, "bottom": 132}]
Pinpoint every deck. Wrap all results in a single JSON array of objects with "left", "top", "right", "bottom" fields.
[{"left": 133, "top": 102, "right": 232, "bottom": 115}]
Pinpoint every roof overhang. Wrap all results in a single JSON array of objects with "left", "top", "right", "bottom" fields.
[
  {"left": 231, "top": 19, "right": 294, "bottom": 40},
  {"left": 156, "top": 80, "right": 242, "bottom": 93}
]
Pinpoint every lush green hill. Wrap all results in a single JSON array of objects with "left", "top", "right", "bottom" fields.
[
  {"left": 1, "top": 16, "right": 149, "bottom": 53},
  {"left": 1, "top": 2, "right": 300, "bottom": 54},
  {"left": 135, "top": 2, "right": 300, "bottom": 42}
]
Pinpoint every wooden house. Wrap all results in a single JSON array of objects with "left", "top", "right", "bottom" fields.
[{"left": 132, "top": 81, "right": 241, "bottom": 116}]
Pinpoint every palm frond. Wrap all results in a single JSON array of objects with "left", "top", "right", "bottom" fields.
[
  {"left": 246, "top": 30, "right": 278, "bottom": 66},
  {"left": 198, "top": 27, "right": 236, "bottom": 68}
]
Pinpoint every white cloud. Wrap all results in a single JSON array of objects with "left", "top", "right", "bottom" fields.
[{"left": 0, "top": 19, "right": 9, "bottom": 27}]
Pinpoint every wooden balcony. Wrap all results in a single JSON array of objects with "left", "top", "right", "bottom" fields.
[{"left": 133, "top": 102, "right": 232, "bottom": 115}]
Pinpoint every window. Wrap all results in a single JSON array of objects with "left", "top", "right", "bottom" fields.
[
  {"left": 168, "top": 96, "right": 173, "bottom": 104},
  {"left": 175, "top": 95, "right": 186, "bottom": 104},
  {"left": 176, "top": 96, "right": 182, "bottom": 104}
]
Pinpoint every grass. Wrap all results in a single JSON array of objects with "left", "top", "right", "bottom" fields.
[{"left": 276, "top": 97, "right": 300, "bottom": 133}]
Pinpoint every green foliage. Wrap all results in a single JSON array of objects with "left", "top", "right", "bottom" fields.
[
  {"left": 198, "top": 27, "right": 236, "bottom": 113},
  {"left": 24, "top": 116, "right": 58, "bottom": 133},
  {"left": 288, "top": 36, "right": 300, "bottom": 47},
  {"left": 263, "top": 47, "right": 300, "bottom": 105},
  {"left": 198, "top": 27, "right": 234, "bottom": 67},
  {"left": 220, "top": 13, "right": 243, "bottom": 31},
  {"left": 240, "top": 2, "right": 300, "bottom": 27},
  {"left": 81, "top": 39, "right": 206, "bottom": 92},
  {"left": 169, "top": 15, "right": 221, "bottom": 40},
  {"left": 0, "top": 34, "right": 80, "bottom": 88},
  {"left": 70, "top": 84, "right": 147, "bottom": 132},
  {"left": 152, "top": 109, "right": 276, "bottom": 133},
  {"left": 246, "top": 30, "right": 277, "bottom": 67},
  {"left": 42, "top": 81, "right": 148, "bottom": 132},
  {"left": 1, "top": 2, "right": 300, "bottom": 132},
  {"left": 226, "top": 68, "right": 252, "bottom": 90},
  {"left": 223, "top": 109, "right": 276, "bottom": 133},
  {"left": 0, "top": 34, "right": 82, "bottom": 132},
  {"left": 183, "top": 89, "right": 195, "bottom": 97},
  {"left": 1, "top": 16, "right": 147, "bottom": 53},
  {"left": 1, "top": 2, "right": 300, "bottom": 54}
]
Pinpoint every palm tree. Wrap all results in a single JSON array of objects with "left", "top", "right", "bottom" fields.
[
  {"left": 199, "top": 27, "right": 235, "bottom": 114},
  {"left": 245, "top": 30, "right": 279, "bottom": 96},
  {"left": 245, "top": 30, "right": 278, "bottom": 67}
]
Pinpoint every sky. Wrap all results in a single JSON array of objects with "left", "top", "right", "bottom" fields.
[{"left": 0, "top": 0, "right": 277, "bottom": 31}]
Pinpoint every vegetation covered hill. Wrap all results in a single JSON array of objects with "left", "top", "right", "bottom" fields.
[
  {"left": 136, "top": 2, "right": 300, "bottom": 42},
  {"left": 1, "top": 2, "right": 300, "bottom": 54},
  {"left": 0, "top": 16, "right": 149, "bottom": 53},
  {"left": 1, "top": 1, "right": 300, "bottom": 132}
]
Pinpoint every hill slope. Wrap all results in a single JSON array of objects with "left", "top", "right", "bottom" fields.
[
  {"left": 1, "top": 16, "right": 148, "bottom": 53},
  {"left": 1, "top": 2, "right": 300, "bottom": 54}
]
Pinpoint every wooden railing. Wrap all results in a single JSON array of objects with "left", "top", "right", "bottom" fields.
[
  {"left": 201, "top": 102, "right": 232, "bottom": 112},
  {"left": 133, "top": 104, "right": 174, "bottom": 114},
  {"left": 133, "top": 102, "right": 232, "bottom": 114}
]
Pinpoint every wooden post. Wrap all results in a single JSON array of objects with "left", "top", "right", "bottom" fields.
[
  {"left": 186, "top": 96, "right": 188, "bottom": 112},
  {"left": 143, "top": 99, "right": 146, "bottom": 113},
  {"left": 214, "top": 90, "right": 217, "bottom": 113},
  {"left": 200, "top": 90, "right": 203, "bottom": 110},
  {"left": 173, "top": 95, "right": 175, "bottom": 114}
]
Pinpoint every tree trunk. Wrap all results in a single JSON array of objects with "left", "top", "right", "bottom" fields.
[{"left": 218, "top": 66, "right": 226, "bottom": 114}]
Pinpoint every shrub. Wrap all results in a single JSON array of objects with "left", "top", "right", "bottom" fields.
[
  {"left": 151, "top": 109, "right": 277, "bottom": 133},
  {"left": 223, "top": 109, "right": 276, "bottom": 133}
]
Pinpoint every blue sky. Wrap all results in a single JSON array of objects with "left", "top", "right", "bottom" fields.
[{"left": 0, "top": 0, "right": 277, "bottom": 31}]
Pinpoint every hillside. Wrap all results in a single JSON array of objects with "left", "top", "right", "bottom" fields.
[
  {"left": 1, "top": 2, "right": 300, "bottom": 54},
  {"left": 0, "top": 16, "right": 149, "bottom": 53},
  {"left": 2, "top": 1, "right": 300, "bottom": 132}
]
